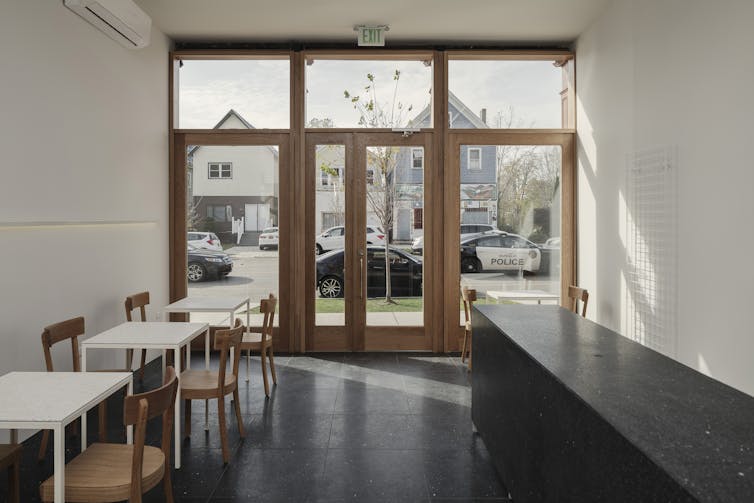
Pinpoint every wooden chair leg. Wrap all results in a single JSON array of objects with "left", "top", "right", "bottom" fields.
[
  {"left": 268, "top": 347, "right": 277, "bottom": 385},
  {"left": 163, "top": 460, "right": 175, "bottom": 503},
  {"left": 139, "top": 349, "right": 147, "bottom": 380},
  {"left": 8, "top": 460, "right": 20, "bottom": 503},
  {"left": 461, "top": 330, "right": 469, "bottom": 363},
  {"left": 232, "top": 389, "right": 245, "bottom": 438},
  {"left": 98, "top": 401, "right": 107, "bottom": 443},
  {"left": 38, "top": 430, "right": 49, "bottom": 462},
  {"left": 184, "top": 399, "right": 192, "bottom": 439},
  {"left": 218, "top": 396, "right": 229, "bottom": 464},
  {"left": 260, "top": 349, "right": 270, "bottom": 397},
  {"left": 246, "top": 349, "right": 250, "bottom": 383}
]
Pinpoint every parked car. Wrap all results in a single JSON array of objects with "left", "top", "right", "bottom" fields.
[
  {"left": 315, "top": 225, "right": 385, "bottom": 254},
  {"left": 543, "top": 237, "right": 561, "bottom": 249},
  {"left": 259, "top": 227, "right": 279, "bottom": 250},
  {"left": 188, "top": 244, "right": 233, "bottom": 282},
  {"left": 188, "top": 231, "right": 223, "bottom": 252},
  {"left": 411, "top": 223, "right": 495, "bottom": 255},
  {"left": 316, "top": 246, "right": 423, "bottom": 298},
  {"left": 459, "top": 231, "right": 541, "bottom": 274}
]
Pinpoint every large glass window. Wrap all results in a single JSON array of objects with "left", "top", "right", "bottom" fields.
[
  {"left": 314, "top": 144, "right": 347, "bottom": 325},
  {"left": 305, "top": 58, "right": 433, "bottom": 129},
  {"left": 449, "top": 59, "right": 569, "bottom": 129},
  {"left": 365, "top": 145, "right": 424, "bottom": 327},
  {"left": 186, "top": 144, "right": 280, "bottom": 326},
  {"left": 178, "top": 58, "right": 290, "bottom": 129},
  {"left": 459, "top": 144, "right": 562, "bottom": 312}
]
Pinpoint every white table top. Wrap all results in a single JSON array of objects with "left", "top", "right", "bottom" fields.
[
  {"left": 163, "top": 296, "right": 250, "bottom": 313},
  {"left": 487, "top": 290, "right": 560, "bottom": 300},
  {"left": 0, "top": 372, "right": 131, "bottom": 426},
  {"left": 81, "top": 322, "right": 208, "bottom": 349}
]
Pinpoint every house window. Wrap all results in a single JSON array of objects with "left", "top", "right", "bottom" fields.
[
  {"left": 468, "top": 148, "right": 482, "bottom": 171},
  {"left": 208, "top": 162, "right": 232, "bottom": 179},
  {"left": 366, "top": 169, "right": 375, "bottom": 185},
  {"left": 206, "top": 205, "right": 232, "bottom": 222},
  {"left": 411, "top": 148, "right": 424, "bottom": 170},
  {"left": 413, "top": 208, "right": 423, "bottom": 229},
  {"left": 320, "top": 167, "right": 343, "bottom": 186}
]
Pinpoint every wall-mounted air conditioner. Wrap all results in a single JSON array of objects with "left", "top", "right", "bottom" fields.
[{"left": 63, "top": 0, "right": 151, "bottom": 49}]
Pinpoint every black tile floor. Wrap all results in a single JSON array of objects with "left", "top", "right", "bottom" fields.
[{"left": 2, "top": 353, "right": 510, "bottom": 502}]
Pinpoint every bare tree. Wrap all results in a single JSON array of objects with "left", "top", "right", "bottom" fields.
[{"left": 344, "top": 70, "right": 414, "bottom": 303}]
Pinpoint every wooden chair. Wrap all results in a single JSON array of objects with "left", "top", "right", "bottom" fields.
[
  {"left": 181, "top": 324, "right": 245, "bottom": 464},
  {"left": 39, "top": 317, "right": 127, "bottom": 462},
  {"left": 461, "top": 287, "right": 477, "bottom": 370},
  {"left": 125, "top": 291, "right": 150, "bottom": 380},
  {"left": 568, "top": 286, "right": 589, "bottom": 317},
  {"left": 240, "top": 294, "right": 278, "bottom": 397},
  {"left": 0, "top": 444, "right": 21, "bottom": 503},
  {"left": 40, "top": 367, "right": 179, "bottom": 503}
]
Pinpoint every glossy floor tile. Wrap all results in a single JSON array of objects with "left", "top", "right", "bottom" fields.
[{"left": 2, "top": 352, "right": 509, "bottom": 502}]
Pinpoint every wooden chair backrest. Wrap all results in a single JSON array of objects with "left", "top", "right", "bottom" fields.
[
  {"left": 125, "top": 291, "right": 150, "bottom": 322},
  {"left": 214, "top": 325, "right": 244, "bottom": 389},
  {"left": 123, "top": 366, "right": 178, "bottom": 501},
  {"left": 461, "top": 287, "right": 477, "bottom": 325},
  {"left": 41, "top": 317, "right": 85, "bottom": 372},
  {"left": 568, "top": 286, "right": 589, "bottom": 317},
  {"left": 260, "top": 294, "right": 277, "bottom": 343}
]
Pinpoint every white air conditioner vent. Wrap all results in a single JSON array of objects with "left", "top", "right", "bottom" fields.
[{"left": 64, "top": 0, "right": 151, "bottom": 49}]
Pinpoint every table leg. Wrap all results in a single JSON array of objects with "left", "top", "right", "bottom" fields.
[
  {"left": 161, "top": 350, "right": 166, "bottom": 378},
  {"left": 10, "top": 429, "right": 17, "bottom": 444},
  {"left": 205, "top": 325, "right": 210, "bottom": 431},
  {"left": 53, "top": 424, "right": 64, "bottom": 503},
  {"left": 205, "top": 326, "right": 210, "bottom": 369},
  {"left": 174, "top": 346, "right": 182, "bottom": 469},
  {"left": 126, "top": 376, "right": 133, "bottom": 444},
  {"left": 81, "top": 346, "right": 87, "bottom": 452}
]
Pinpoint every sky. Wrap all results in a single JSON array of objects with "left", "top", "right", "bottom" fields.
[{"left": 178, "top": 58, "right": 562, "bottom": 129}]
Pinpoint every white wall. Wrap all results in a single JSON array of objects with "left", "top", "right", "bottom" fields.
[
  {"left": 0, "top": 0, "right": 171, "bottom": 439},
  {"left": 576, "top": 0, "right": 754, "bottom": 395}
]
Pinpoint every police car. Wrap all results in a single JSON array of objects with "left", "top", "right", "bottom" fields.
[{"left": 460, "top": 231, "right": 541, "bottom": 274}]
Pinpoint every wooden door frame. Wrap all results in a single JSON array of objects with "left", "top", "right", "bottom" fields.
[
  {"left": 304, "top": 131, "right": 438, "bottom": 352},
  {"left": 170, "top": 131, "right": 294, "bottom": 351},
  {"left": 354, "top": 132, "right": 436, "bottom": 351},
  {"left": 305, "top": 132, "right": 354, "bottom": 351},
  {"left": 443, "top": 130, "right": 576, "bottom": 352}
]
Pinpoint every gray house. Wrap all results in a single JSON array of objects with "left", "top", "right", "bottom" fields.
[{"left": 392, "top": 92, "right": 498, "bottom": 241}]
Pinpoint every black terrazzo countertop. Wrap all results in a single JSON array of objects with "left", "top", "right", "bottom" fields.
[{"left": 474, "top": 304, "right": 754, "bottom": 501}]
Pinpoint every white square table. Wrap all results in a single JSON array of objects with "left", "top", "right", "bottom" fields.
[
  {"left": 80, "top": 321, "right": 208, "bottom": 469},
  {"left": 163, "top": 297, "right": 252, "bottom": 360},
  {"left": 486, "top": 289, "right": 561, "bottom": 304},
  {"left": 0, "top": 371, "right": 132, "bottom": 503}
]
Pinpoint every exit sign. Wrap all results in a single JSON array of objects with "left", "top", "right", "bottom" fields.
[{"left": 357, "top": 26, "right": 387, "bottom": 47}]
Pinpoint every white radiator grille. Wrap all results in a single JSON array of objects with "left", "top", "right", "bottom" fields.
[{"left": 624, "top": 147, "right": 678, "bottom": 356}]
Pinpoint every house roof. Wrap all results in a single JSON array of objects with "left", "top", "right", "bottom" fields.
[
  {"left": 408, "top": 91, "right": 489, "bottom": 129},
  {"left": 188, "top": 109, "right": 279, "bottom": 158}
]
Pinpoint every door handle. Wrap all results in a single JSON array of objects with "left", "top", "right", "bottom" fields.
[{"left": 359, "top": 257, "right": 364, "bottom": 299}]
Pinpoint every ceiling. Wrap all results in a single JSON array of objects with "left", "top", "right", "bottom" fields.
[{"left": 134, "top": 0, "right": 610, "bottom": 46}]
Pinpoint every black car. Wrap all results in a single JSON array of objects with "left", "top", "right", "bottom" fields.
[
  {"left": 316, "top": 246, "right": 423, "bottom": 298},
  {"left": 188, "top": 245, "right": 233, "bottom": 282}
]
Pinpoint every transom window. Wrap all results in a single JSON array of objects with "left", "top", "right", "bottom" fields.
[
  {"left": 467, "top": 148, "right": 481, "bottom": 171},
  {"left": 208, "top": 162, "right": 232, "bottom": 179}
]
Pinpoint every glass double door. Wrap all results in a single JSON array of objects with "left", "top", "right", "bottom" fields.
[{"left": 306, "top": 132, "right": 436, "bottom": 351}]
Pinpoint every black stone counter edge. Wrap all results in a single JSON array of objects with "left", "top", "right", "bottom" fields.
[{"left": 470, "top": 306, "right": 699, "bottom": 503}]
